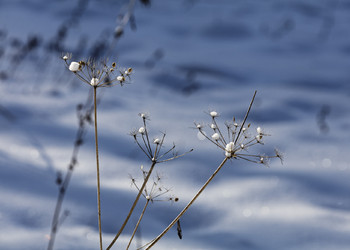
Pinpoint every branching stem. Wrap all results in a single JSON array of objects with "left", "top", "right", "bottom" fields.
[
  {"left": 144, "top": 157, "right": 228, "bottom": 249},
  {"left": 107, "top": 161, "right": 156, "bottom": 249},
  {"left": 126, "top": 199, "right": 150, "bottom": 250}
]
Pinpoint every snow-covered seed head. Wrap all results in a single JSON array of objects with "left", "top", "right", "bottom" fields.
[
  {"left": 153, "top": 138, "right": 161, "bottom": 144},
  {"left": 225, "top": 151, "right": 232, "bottom": 158},
  {"left": 210, "top": 123, "right": 217, "bottom": 129},
  {"left": 69, "top": 61, "right": 81, "bottom": 72},
  {"left": 240, "top": 144, "right": 245, "bottom": 149},
  {"left": 140, "top": 113, "right": 146, "bottom": 119},
  {"left": 117, "top": 75, "right": 125, "bottom": 82},
  {"left": 256, "top": 134, "right": 263, "bottom": 142},
  {"left": 146, "top": 195, "right": 151, "bottom": 200},
  {"left": 211, "top": 133, "right": 220, "bottom": 141},
  {"left": 90, "top": 77, "right": 99, "bottom": 86},
  {"left": 210, "top": 111, "right": 218, "bottom": 117},
  {"left": 225, "top": 142, "right": 235, "bottom": 153},
  {"left": 257, "top": 127, "right": 262, "bottom": 134},
  {"left": 125, "top": 68, "right": 133, "bottom": 75},
  {"left": 196, "top": 123, "right": 202, "bottom": 129},
  {"left": 138, "top": 127, "right": 146, "bottom": 134},
  {"left": 260, "top": 157, "right": 266, "bottom": 164},
  {"left": 62, "top": 55, "right": 68, "bottom": 61}
]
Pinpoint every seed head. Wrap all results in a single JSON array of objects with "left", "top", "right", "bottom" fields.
[
  {"left": 139, "top": 127, "right": 146, "bottom": 134},
  {"left": 117, "top": 75, "right": 125, "bottom": 82},
  {"left": 211, "top": 133, "right": 220, "bottom": 141},
  {"left": 210, "top": 111, "right": 218, "bottom": 117},
  {"left": 225, "top": 142, "right": 235, "bottom": 154},
  {"left": 69, "top": 61, "right": 81, "bottom": 72},
  {"left": 90, "top": 77, "right": 99, "bottom": 86},
  {"left": 257, "top": 127, "right": 262, "bottom": 134}
]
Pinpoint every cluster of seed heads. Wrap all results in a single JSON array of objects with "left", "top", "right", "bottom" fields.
[
  {"left": 131, "top": 168, "right": 179, "bottom": 203},
  {"left": 62, "top": 53, "right": 132, "bottom": 87},
  {"left": 195, "top": 110, "right": 283, "bottom": 166},
  {"left": 130, "top": 113, "right": 193, "bottom": 163}
]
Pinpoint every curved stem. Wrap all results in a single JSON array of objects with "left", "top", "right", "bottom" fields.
[
  {"left": 144, "top": 157, "right": 228, "bottom": 249},
  {"left": 126, "top": 199, "right": 150, "bottom": 250},
  {"left": 94, "top": 86, "right": 103, "bottom": 250},
  {"left": 107, "top": 161, "right": 156, "bottom": 250}
]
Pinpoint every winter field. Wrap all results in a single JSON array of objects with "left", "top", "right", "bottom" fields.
[{"left": 0, "top": 0, "right": 350, "bottom": 249}]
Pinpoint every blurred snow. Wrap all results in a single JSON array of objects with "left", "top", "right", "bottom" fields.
[{"left": 1, "top": 0, "right": 350, "bottom": 249}]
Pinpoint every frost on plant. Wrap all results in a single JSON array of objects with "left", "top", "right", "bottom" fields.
[
  {"left": 130, "top": 113, "right": 193, "bottom": 163},
  {"left": 62, "top": 53, "right": 132, "bottom": 87},
  {"left": 195, "top": 100, "right": 283, "bottom": 166}
]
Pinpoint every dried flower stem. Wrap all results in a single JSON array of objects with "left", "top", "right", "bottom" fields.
[
  {"left": 143, "top": 91, "right": 258, "bottom": 249},
  {"left": 144, "top": 157, "right": 228, "bottom": 249},
  {"left": 126, "top": 199, "right": 150, "bottom": 250},
  {"left": 47, "top": 98, "right": 92, "bottom": 250},
  {"left": 106, "top": 161, "right": 156, "bottom": 250},
  {"left": 93, "top": 86, "right": 103, "bottom": 250}
]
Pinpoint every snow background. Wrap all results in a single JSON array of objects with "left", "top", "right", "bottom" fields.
[{"left": 1, "top": 0, "right": 350, "bottom": 249}]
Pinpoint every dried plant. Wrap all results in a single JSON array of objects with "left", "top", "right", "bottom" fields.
[
  {"left": 106, "top": 113, "right": 192, "bottom": 249},
  {"left": 63, "top": 54, "right": 132, "bottom": 250},
  {"left": 142, "top": 90, "right": 282, "bottom": 249},
  {"left": 126, "top": 170, "right": 178, "bottom": 250},
  {"left": 47, "top": 97, "right": 93, "bottom": 250}
]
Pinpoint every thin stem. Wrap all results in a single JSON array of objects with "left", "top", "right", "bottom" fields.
[
  {"left": 106, "top": 161, "right": 157, "bottom": 250},
  {"left": 144, "top": 157, "right": 228, "bottom": 249},
  {"left": 126, "top": 199, "right": 150, "bottom": 250},
  {"left": 94, "top": 86, "right": 103, "bottom": 250},
  {"left": 234, "top": 90, "right": 257, "bottom": 145},
  {"left": 47, "top": 103, "right": 90, "bottom": 250}
]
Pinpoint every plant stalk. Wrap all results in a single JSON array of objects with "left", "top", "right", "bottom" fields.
[
  {"left": 145, "top": 157, "right": 228, "bottom": 249},
  {"left": 93, "top": 86, "right": 103, "bottom": 250},
  {"left": 107, "top": 161, "right": 156, "bottom": 249},
  {"left": 126, "top": 199, "right": 150, "bottom": 250}
]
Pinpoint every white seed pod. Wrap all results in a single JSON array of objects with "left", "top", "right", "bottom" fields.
[
  {"left": 211, "top": 133, "right": 220, "bottom": 141},
  {"left": 260, "top": 157, "right": 265, "bottom": 164},
  {"left": 90, "top": 77, "right": 99, "bottom": 86},
  {"left": 256, "top": 135, "right": 263, "bottom": 142},
  {"left": 138, "top": 127, "right": 146, "bottom": 134},
  {"left": 117, "top": 75, "right": 125, "bottom": 82},
  {"left": 225, "top": 142, "right": 235, "bottom": 153},
  {"left": 62, "top": 55, "right": 68, "bottom": 60},
  {"left": 240, "top": 144, "right": 245, "bottom": 149},
  {"left": 146, "top": 195, "right": 151, "bottom": 200},
  {"left": 257, "top": 127, "right": 262, "bottom": 134},
  {"left": 210, "top": 123, "right": 217, "bottom": 129},
  {"left": 153, "top": 138, "right": 161, "bottom": 144},
  {"left": 196, "top": 123, "right": 202, "bottom": 129},
  {"left": 210, "top": 111, "right": 218, "bottom": 117},
  {"left": 69, "top": 61, "right": 80, "bottom": 72},
  {"left": 225, "top": 151, "right": 232, "bottom": 158}
]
